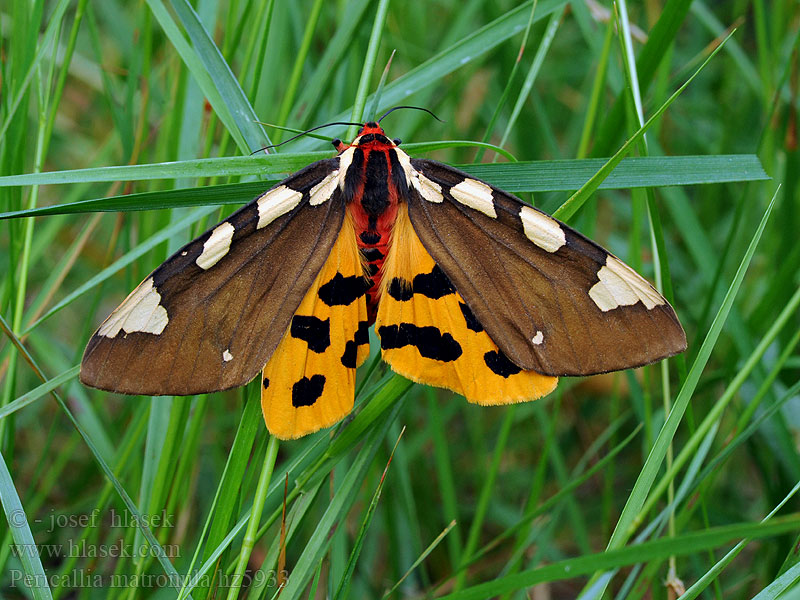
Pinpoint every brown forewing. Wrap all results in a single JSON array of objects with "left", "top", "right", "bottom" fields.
[
  {"left": 407, "top": 159, "right": 686, "bottom": 377},
  {"left": 81, "top": 159, "right": 344, "bottom": 394}
]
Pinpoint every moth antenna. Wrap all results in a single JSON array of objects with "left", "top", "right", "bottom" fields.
[
  {"left": 377, "top": 105, "right": 443, "bottom": 123},
  {"left": 250, "top": 121, "right": 364, "bottom": 155}
]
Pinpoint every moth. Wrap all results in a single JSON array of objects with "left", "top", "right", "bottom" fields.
[{"left": 80, "top": 115, "right": 687, "bottom": 439}]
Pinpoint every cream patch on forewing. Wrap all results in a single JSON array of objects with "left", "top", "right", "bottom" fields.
[
  {"left": 257, "top": 185, "right": 303, "bottom": 229},
  {"left": 415, "top": 172, "right": 443, "bottom": 203},
  {"left": 519, "top": 206, "right": 566, "bottom": 253},
  {"left": 532, "top": 331, "right": 544, "bottom": 345},
  {"left": 394, "top": 149, "right": 414, "bottom": 187},
  {"left": 222, "top": 349, "right": 233, "bottom": 362},
  {"left": 450, "top": 179, "right": 497, "bottom": 218},
  {"left": 337, "top": 148, "right": 355, "bottom": 189},
  {"left": 98, "top": 278, "right": 168, "bottom": 338},
  {"left": 309, "top": 170, "right": 339, "bottom": 206},
  {"left": 196, "top": 222, "right": 235, "bottom": 269},
  {"left": 394, "top": 150, "right": 443, "bottom": 203},
  {"left": 589, "top": 256, "right": 666, "bottom": 312}
]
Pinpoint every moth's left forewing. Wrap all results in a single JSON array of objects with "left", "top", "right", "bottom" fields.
[
  {"left": 404, "top": 157, "right": 686, "bottom": 377},
  {"left": 81, "top": 158, "right": 345, "bottom": 395}
]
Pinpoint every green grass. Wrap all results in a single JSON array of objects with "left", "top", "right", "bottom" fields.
[{"left": 1, "top": 1, "right": 798, "bottom": 598}]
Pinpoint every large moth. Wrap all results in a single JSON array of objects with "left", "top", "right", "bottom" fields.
[{"left": 81, "top": 118, "right": 686, "bottom": 439}]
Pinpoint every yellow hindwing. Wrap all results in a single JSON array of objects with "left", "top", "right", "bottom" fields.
[
  {"left": 375, "top": 204, "right": 557, "bottom": 405},
  {"left": 261, "top": 215, "right": 370, "bottom": 439}
]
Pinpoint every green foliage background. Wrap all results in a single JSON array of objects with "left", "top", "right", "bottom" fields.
[{"left": 0, "top": 0, "right": 798, "bottom": 598}]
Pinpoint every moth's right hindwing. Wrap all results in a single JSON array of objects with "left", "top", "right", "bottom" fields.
[{"left": 80, "top": 158, "right": 345, "bottom": 395}]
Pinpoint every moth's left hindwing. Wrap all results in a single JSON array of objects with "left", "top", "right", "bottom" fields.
[
  {"left": 404, "top": 158, "right": 687, "bottom": 377},
  {"left": 80, "top": 159, "right": 345, "bottom": 395}
]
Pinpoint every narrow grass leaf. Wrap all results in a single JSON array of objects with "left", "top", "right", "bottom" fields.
[
  {"left": 0, "top": 365, "right": 78, "bottom": 421},
  {"left": 438, "top": 515, "right": 800, "bottom": 600},
  {"left": 169, "top": 0, "right": 269, "bottom": 150},
  {"left": 226, "top": 436, "right": 280, "bottom": 600},
  {"left": 146, "top": 0, "right": 248, "bottom": 152},
  {"left": 583, "top": 189, "right": 777, "bottom": 598},
  {"left": 0, "top": 450, "right": 53, "bottom": 600},
  {"left": 0, "top": 0, "right": 71, "bottom": 142},
  {"left": 291, "top": 0, "right": 567, "bottom": 151},
  {"left": 334, "top": 427, "right": 404, "bottom": 600},
  {"left": 554, "top": 29, "right": 735, "bottom": 222},
  {"left": 683, "top": 480, "right": 800, "bottom": 600},
  {"left": 279, "top": 405, "right": 401, "bottom": 600},
  {"left": 383, "top": 520, "right": 457, "bottom": 599},
  {"left": 0, "top": 156, "right": 767, "bottom": 220},
  {"left": 346, "top": 0, "right": 390, "bottom": 139}
]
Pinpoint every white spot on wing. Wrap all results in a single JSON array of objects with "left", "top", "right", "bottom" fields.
[
  {"left": 395, "top": 149, "right": 443, "bottom": 202},
  {"left": 196, "top": 222, "right": 235, "bottom": 270},
  {"left": 450, "top": 178, "right": 497, "bottom": 218},
  {"left": 589, "top": 255, "right": 666, "bottom": 312},
  {"left": 222, "top": 349, "right": 233, "bottom": 362},
  {"left": 519, "top": 206, "right": 566, "bottom": 253},
  {"left": 309, "top": 170, "right": 339, "bottom": 206},
  {"left": 337, "top": 148, "right": 356, "bottom": 190},
  {"left": 416, "top": 172, "right": 443, "bottom": 203},
  {"left": 98, "top": 278, "right": 168, "bottom": 338},
  {"left": 394, "top": 148, "right": 414, "bottom": 187},
  {"left": 532, "top": 331, "right": 544, "bottom": 345},
  {"left": 257, "top": 185, "right": 303, "bottom": 229}
]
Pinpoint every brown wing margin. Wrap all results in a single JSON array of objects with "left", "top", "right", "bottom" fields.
[
  {"left": 81, "top": 159, "right": 345, "bottom": 395},
  {"left": 407, "top": 158, "right": 686, "bottom": 377}
]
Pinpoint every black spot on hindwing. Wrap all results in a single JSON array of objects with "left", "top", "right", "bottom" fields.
[
  {"left": 387, "top": 278, "right": 413, "bottom": 301},
  {"left": 318, "top": 273, "right": 370, "bottom": 306},
  {"left": 413, "top": 265, "right": 455, "bottom": 299},
  {"left": 459, "top": 302, "right": 484, "bottom": 332},
  {"left": 387, "top": 265, "right": 456, "bottom": 302},
  {"left": 378, "top": 323, "right": 462, "bottom": 362},
  {"left": 341, "top": 321, "right": 371, "bottom": 368},
  {"left": 291, "top": 375, "right": 326, "bottom": 407},
  {"left": 484, "top": 351, "right": 522, "bottom": 377},
  {"left": 290, "top": 315, "right": 331, "bottom": 353},
  {"left": 262, "top": 377, "right": 270, "bottom": 389}
]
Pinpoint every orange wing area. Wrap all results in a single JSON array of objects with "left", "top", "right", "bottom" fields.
[
  {"left": 375, "top": 205, "right": 558, "bottom": 405},
  {"left": 261, "top": 215, "right": 370, "bottom": 439}
]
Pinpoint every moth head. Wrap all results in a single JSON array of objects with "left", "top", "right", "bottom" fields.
[{"left": 348, "top": 122, "right": 397, "bottom": 150}]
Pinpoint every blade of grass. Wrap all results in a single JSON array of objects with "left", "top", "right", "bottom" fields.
[
  {"left": 383, "top": 520, "right": 457, "bottom": 599},
  {"left": 345, "top": 0, "right": 390, "bottom": 139},
  {"left": 0, "top": 448, "right": 53, "bottom": 600},
  {"left": 333, "top": 427, "right": 404, "bottom": 600},
  {"left": 0, "top": 366, "right": 79, "bottom": 421},
  {"left": 278, "top": 400, "right": 404, "bottom": 600},
  {"left": 146, "top": 0, "right": 253, "bottom": 152},
  {"left": 554, "top": 29, "right": 736, "bottom": 222},
  {"left": 580, "top": 188, "right": 778, "bottom": 598},
  {"left": 225, "top": 435, "right": 280, "bottom": 600},
  {"left": 437, "top": 515, "right": 800, "bottom": 600},
  {"left": 0, "top": 314, "right": 192, "bottom": 595},
  {"left": 0, "top": 155, "right": 769, "bottom": 220}
]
